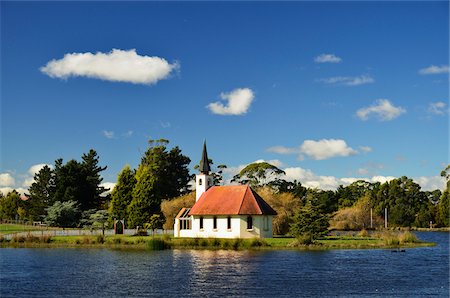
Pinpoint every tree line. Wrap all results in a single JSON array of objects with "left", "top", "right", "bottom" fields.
[{"left": 0, "top": 140, "right": 448, "bottom": 233}]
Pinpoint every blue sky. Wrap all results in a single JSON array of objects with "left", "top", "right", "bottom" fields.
[{"left": 1, "top": 1, "right": 448, "bottom": 194}]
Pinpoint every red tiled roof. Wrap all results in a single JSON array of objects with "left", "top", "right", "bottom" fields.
[{"left": 188, "top": 185, "right": 277, "bottom": 216}]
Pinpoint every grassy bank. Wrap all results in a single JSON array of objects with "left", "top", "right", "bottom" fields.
[
  {"left": 0, "top": 230, "right": 435, "bottom": 250},
  {"left": 0, "top": 224, "right": 58, "bottom": 235}
]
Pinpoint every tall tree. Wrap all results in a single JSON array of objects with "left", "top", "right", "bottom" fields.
[
  {"left": 52, "top": 150, "right": 107, "bottom": 211},
  {"left": 127, "top": 139, "right": 191, "bottom": 228},
  {"left": 27, "top": 165, "right": 55, "bottom": 220},
  {"left": 108, "top": 165, "right": 136, "bottom": 226},
  {"left": 80, "top": 149, "right": 108, "bottom": 210}
]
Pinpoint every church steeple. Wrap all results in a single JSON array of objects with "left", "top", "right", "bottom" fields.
[
  {"left": 199, "top": 141, "right": 211, "bottom": 174},
  {"left": 196, "top": 141, "right": 212, "bottom": 202}
]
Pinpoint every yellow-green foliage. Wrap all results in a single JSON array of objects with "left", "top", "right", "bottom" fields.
[
  {"left": 373, "top": 230, "right": 418, "bottom": 246},
  {"left": 358, "top": 229, "right": 369, "bottom": 237},
  {"left": 256, "top": 187, "right": 300, "bottom": 235},
  {"left": 161, "top": 192, "right": 195, "bottom": 230},
  {"left": 331, "top": 194, "right": 383, "bottom": 230}
]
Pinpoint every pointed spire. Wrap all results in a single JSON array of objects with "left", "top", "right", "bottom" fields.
[{"left": 199, "top": 141, "right": 211, "bottom": 174}]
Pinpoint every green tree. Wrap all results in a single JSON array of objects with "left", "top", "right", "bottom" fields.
[
  {"left": 27, "top": 165, "right": 55, "bottom": 220},
  {"left": 437, "top": 190, "right": 449, "bottom": 227},
  {"left": 373, "top": 177, "right": 426, "bottom": 227},
  {"left": 108, "top": 165, "right": 136, "bottom": 226},
  {"left": 336, "top": 180, "right": 378, "bottom": 209},
  {"left": 144, "top": 214, "right": 164, "bottom": 236},
  {"left": 44, "top": 200, "right": 81, "bottom": 228},
  {"left": 290, "top": 200, "right": 330, "bottom": 242},
  {"left": 231, "top": 162, "right": 285, "bottom": 188},
  {"left": 79, "top": 149, "right": 108, "bottom": 210},
  {"left": 52, "top": 150, "right": 107, "bottom": 211},
  {"left": 127, "top": 139, "right": 191, "bottom": 228},
  {"left": 0, "top": 190, "right": 22, "bottom": 220}
]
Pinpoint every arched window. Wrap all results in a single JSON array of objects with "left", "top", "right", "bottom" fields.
[
  {"left": 247, "top": 216, "right": 253, "bottom": 230},
  {"left": 199, "top": 178, "right": 202, "bottom": 186}
]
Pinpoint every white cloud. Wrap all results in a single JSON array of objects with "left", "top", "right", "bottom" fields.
[
  {"left": 122, "top": 130, "right": 134, "bottom": 137},
  {"left": 207, "top": 88, "right": 255, "bottom": 115},
  {"left": 0, "top": 173, "right": 15, "bottom": 187},
  {"left": 28, "top": 164, "right": 52, "bottom": 176},
  {"left": 318, "top": 74, "right": 374, "bottom": 86},
  {"left": 413, "top": 176, "right": 446, "bottom": 191},
  {"left": 418, "top": 65, "right": 449, "bottom": 75},
  {"left": 428, "top": 101, "right": 448, "bottom": 116},
  {"left": 40, "top": 49, "right": 179, "bottom": 85},
  {"left": 22, "top": 164, "right": 54, "bottom": 188},
  {"left": 359, "top": 146, "right": 372, "bottom": 153},
  {"left": 103, "top": 130, "right": 115, "bottom": 139},
  {"left": 356, "top": 99, "right": 406, "bottom": 121},
  {"left": 314, "top": 54, "right": 342, "bottom": 63},
  {"left": 266, "top": 146, "right": 299, "bottom": 155},
  {"left": 357, "top": 168, "right": 369, "bottom": 175},
  {"left": 300, "top": 139, "right": 358, "bottom": 160},
  {"left": 268, "top": 139, "right": 362, "bottom": 160}
]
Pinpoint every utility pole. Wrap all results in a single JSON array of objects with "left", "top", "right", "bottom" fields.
[
  {"left": 384, "top": 208, "right": 388, "bottom": 229},
  {"left": 370, "top": 208, "right": 373, "bottom": 229}
]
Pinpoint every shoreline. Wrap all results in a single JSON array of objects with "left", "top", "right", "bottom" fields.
[{"left": 0, "top": 234, "right": 436, "bottom": 251}]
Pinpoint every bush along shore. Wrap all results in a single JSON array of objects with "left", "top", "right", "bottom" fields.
[{"left": 0, "top": 230, "right": 435, "bottom": 251}]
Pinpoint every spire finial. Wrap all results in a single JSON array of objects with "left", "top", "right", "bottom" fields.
[{"left": 199, "top": 140, "right": 211, "bottom": 174}]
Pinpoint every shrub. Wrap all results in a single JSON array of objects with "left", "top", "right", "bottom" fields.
[
  {"left": 96, "top": 235, "right": 105, "bottom": 244},
  {"left": 82, "top": 237, "right": 91, "bottom": 244},
  {"left": 113, "top": 237, "right": 122, "bottom": 244},
  {"left": 250, "top": 238, "right": 269, "bottom": 247},
  {"left": 212, "top": 238, "right": 221, "bottom": 247},
  {"left": 232, "top": 238, "right": 243, "bottom": 250},
  {"left": 399, "top": 231, "right": 418, "bottom": 243},
  {"left": 147, "top": 238, "right": 167, "bottom": 250},
  {"left": 11, "top": 235, "right": 26, "bottom": 243},
  {"left": 358, "top": 229, "right": 369, "bottom": 237},
  {"left": 221, "top": 239, "right": 231, "bottom": 249},
  {"left": 295, "top": 233, "right": 314, "bottom": 245},
  {"left": 200, "top": 239, "right": 208, "bottom": 247}
]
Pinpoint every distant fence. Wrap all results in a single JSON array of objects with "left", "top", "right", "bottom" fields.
[
  {"left": 1, "top": 220, "right": 174, "bottom": 240},
  {"left": 2, "top": 229, "right": 174, "bottom": 240}
]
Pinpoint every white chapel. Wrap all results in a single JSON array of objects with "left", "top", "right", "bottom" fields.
[{"left": 174, "top": 142, "right": 277, "bottom": 238}]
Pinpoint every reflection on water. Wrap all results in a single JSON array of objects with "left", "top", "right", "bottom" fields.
[{"left": 0, "top": 232, "right": 448, "bottom": 297}]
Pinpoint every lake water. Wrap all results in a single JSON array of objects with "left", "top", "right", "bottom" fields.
[{"left": 0, "top": 232, "right": 448, "bottom": 297}]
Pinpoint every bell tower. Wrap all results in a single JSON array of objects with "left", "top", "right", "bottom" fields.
[{"left": 196, "top": 141, "right": 213, "bottom": 201}]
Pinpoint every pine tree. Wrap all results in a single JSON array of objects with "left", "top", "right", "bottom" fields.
[
  {"left": 109, "top": 165, "right": 136, "bottom": 226},
  {"left": 27, "top": 165, "right": 55, "bottom": 220},
  {"left": 127, "top": 139, "right": 191, "bottom": 228}
]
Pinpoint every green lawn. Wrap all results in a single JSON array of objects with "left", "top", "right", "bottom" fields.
[{"left": 0, "top": 224, "right": 47, "bottom": 235}]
